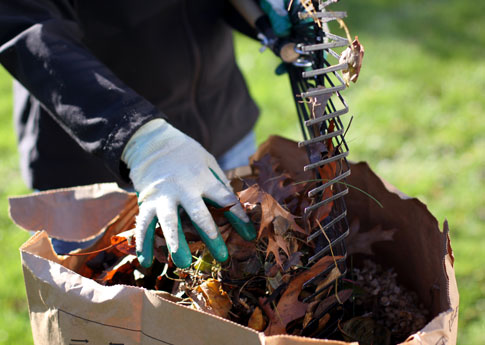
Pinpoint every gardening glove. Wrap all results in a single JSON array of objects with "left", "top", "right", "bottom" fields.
[
  {"left": 259, "top": 0, "right": 293, "bottom": 37},
  {"left": 121, "top": 119, "right": 256, "bottom": 269},
  {"left": 257, "top": 0, "right": 301, "bottom": 68}
]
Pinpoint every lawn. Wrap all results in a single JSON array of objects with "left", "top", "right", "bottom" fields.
[
  {"left": 1, "top": 0, "right": 484, "bottom": 343},
  {"left": 0, "top": 69, "right": 31, "bottom": 343}
]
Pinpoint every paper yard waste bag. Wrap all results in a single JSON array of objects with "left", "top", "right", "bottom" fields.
[{"left": 10, "top": 164, "right": 458, "bottom": 345}]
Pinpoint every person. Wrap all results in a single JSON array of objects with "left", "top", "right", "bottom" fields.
[{"left": 0, "top": 0, "right": 292, "bottom": 268}]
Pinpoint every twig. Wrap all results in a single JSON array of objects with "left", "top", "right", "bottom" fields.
[
  {"left": 316, "top": 219, "right": 344, "bottom": 304},
  {"left": 63, "top": 238, "right": 128, "bottom": 256},
  {"left": 316, "top": 219, "right": 338, "bottom": 269},
  {"left": 336, "top": 17, "right": 352, "bottom": 44}
]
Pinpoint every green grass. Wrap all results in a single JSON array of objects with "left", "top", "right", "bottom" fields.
[
  {"left": 1, "top": 0, "right": 484, "bottom": 343},
  {"left": 0, "top": 67, "right": 31, "bottom": 344}
]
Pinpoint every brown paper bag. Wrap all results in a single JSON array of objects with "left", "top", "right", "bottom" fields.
[{"left": 10, "top": 163, "right": 458, "bottom": 345}]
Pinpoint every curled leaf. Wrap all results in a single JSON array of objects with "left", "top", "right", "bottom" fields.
[
  {"left": 111, "top": 233, "right": 136, "bottom": 256},
  {"left": 340, "top": 316, "right": 391, "bottom": 345},
  {"left": 225, "top": 229, "right": 257, "bottom": 261},
  {"left": 195, "top": 278, "right": 232, "bottom": 319},
  {"left": 339, "top": 37, "right": 365, "bottom": 86},
  {"left": 266, "top": 233, "right": 292, "bottom": 268},
  {"left": 345, "top": 220, "right": 397, "bottom": 256},
  {"left": 264, "top": 256, "right": 339, "bottom": 335},
  {"left": 193, "top": 250, "right": 215, "bottom": 274},
  {"left": 97, "top": 255, "right": 138, "bottom": 285},
  {"left": 238, "top": 184, "right": 305, "bottom": 239},
  {"left": 248, "top": 307, "right": 266, "bottom": 331},
  {"left": 314, "top": 266, "right": 342, "bottom": 300},
  {"left": 309, "top": 313, "right": 331, "bottom": 338}
]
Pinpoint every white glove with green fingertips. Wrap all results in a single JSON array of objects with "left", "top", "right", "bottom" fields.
[
  {"left": 260, "top": 0, "right": 292, "bottom": 37},
  {"left": 122, "top": 119, "right": 256, "bottom": 268}
]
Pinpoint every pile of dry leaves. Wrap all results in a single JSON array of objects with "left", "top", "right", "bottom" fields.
[{"left": 77, "top": 137, "right": 429, "bottom": 344}]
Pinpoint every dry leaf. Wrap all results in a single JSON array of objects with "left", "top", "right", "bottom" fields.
[
  {"left": 97, "top": 255, "right": 138, "bottom": 284},
  {"left": 302, "top": 300, "right": 319, "bottom": 328},
  {"left": 151, "top": 230, "right": 170, "bottom": 264},
  {"left": 252, "top": 155, "right": 300, "bottom": 204},
  {"left": 250, "top": 136, "right": 313, "bottom": 183},
  {"left": 273, "top": 216, "right": 290, "bottom": 236},
  {"left": 238, "top": 184, "right": 305, "bottom": 239},
  {"left": 314, "top": 289, "right": 353, "bottom": 319},
  {"left": 195, "top": 278, "right": 232, "bottom": 318},
  {"left": 264, "top": 256, "right": 339, "bottom": 335},
  {"left": 308, "top": 313, "right": 331, "bottom": 338},
  {"left": 339, "top": 36, "right": 365, "bottom": 86},
  {"left": 193, "top": 250, "right": 215, "bottom": 274},
  {"left": 282, "top": 252, "right": 303, "bottom": 272},
  {"left": 340, "top": 316, "right": 391, "bottom": 345},
  {"left": 346, "top": 219, "right": 397, "bottom": 256},
  {"left": 313, "top": 120, "right": 338, "bottom": 223},
  {"left": 188, "top": 241, "right": 205, "bottom": 254},
  {"left": 248, "top": 307, "right": 266, "bottom": 331},
  {"left": 225, "top": 228, "right": 257, "bottom": 261},
  {"left": 302, "top": 289, "right": 352, "bottom": 337},
  {"left": 207, "top": 203, "right": 234, "bottom": 226},
  {"left": 314, "top": 266, "right": 342, "bottom": 299},
  {"left": 110, "top": 234, "right": 136, "bottom": 256},
  {"left": 266, "top": 233, "right": 290, "bottom": 268},
  {"left": 187, "top": 289, "right": 215, "bottom": 315}
]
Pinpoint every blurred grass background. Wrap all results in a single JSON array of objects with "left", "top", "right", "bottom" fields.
[{"left": 0, "top": 0, "right": 483, "bottom": 343}]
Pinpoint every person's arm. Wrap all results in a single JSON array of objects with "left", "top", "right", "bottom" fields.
[
  {"left": 0, "top": 0, "right": 256, "bottom": 268},
  {"left": 0, "top": 0, "right": 164, "bottom": 181},
  {"left": 228, "top": 0, "right": 299, "bottom": 63}
]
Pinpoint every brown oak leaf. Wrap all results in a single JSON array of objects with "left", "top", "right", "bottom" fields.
[
  {"left": 194, "top": 278, "right": 232, "bottom": 319},
  {"left": 345, "top": 219, "right": 397, "bottom": 256},
  {"left": 248, "top": 307, "right": 266, "bottom": 331},
  {"left": 238, "top": 184, "right": 305, "bottom": 239},
  {"left": 264, "top": 255, "right": 340, "bottom": 335},
  {"left": 266, "top": 233, "right": 291, "bottom": 268},
  {"left": 252, "top": 154, "right": 300, "bottom": 204}
]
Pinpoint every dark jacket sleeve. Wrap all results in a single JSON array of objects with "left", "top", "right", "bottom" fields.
[
  {"left": 0, "top": 0, "right": 165, "bottom": 181},
  {"left": 223, "top": 1, "right": 259, "bottom": 40}
]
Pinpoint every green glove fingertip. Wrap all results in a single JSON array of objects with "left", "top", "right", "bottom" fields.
[
  {"left": 192, "top": 221, "right": 229, "bottom": 263},
  {"left": 260, "top": 0, "right": 292, "bottom": 37},
  {"left": 203, "top": 197, "right": 257, "bottom": 242},
  {"left": 168, "top": 213, "right": 193, "bottom": 269},
  {"left": 170, "top": 245, "right": 193, "bottom": 269},
  {"left": 206, "top": 169, "right": 256, "bottom": 241},
  {"left": 137, "top": 216, "right": 157, "bottom": 268},
  {"left": 223, "top": 211, "right": 257, "bottom": 241}
]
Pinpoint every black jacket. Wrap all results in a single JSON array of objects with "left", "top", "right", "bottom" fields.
[{"left": 0, "top": 0, "right": 259, "bottom": 190}]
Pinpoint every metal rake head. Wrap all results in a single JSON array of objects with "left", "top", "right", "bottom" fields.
[{"left": 285, "top": 0, "right": 353, "bottom": 337}]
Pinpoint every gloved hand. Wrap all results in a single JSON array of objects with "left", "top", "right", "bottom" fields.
[
  {"left": 257, "top": 0, "right": 301, "bottom": 68},
  {"left": 259, "top": 0, "right": 293, "bottom": 37},
  {"left": 121, "top": 119, "right": 256, "bottom": 268}
]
